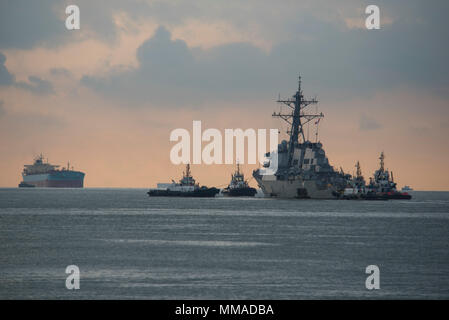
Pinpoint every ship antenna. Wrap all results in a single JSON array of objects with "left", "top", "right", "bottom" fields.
[
  {"left": 379, "top": 152, "right": 385, "bottom": 171},
  {"left": 307, "top": 121, "right": 310, "bottom": 141},
  {"left": 273, "top": 73, "right": 322, "bottom": 166},
  {"left": 185, "top": 163, "right": 191, "bottom": 178},
  {"left": 356, "top": 161, "right": 362, "bottom": 178},
  {"left": 315, "top": 100, "right": 319, "bottom": 143}
]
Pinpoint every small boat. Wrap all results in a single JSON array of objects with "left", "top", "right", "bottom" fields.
[
  {"left": 338, "top": 155, "right": 412, "bottom": 200},
  {"left": 365, "top": 152, "right": 412, "bottom": 200},
  {"left": 222, "top": 163, "right": 257, "bottom": 197},
  {"left": 147, "top": 164, "right": 219, "bottom": 198}
]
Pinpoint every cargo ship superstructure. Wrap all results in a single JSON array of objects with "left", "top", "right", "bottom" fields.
[
  {"left": 253, "top": 75, "right": 348, "bottom": 199},
  {"left": 19, "top": 154, "right": 85, "bottom": 188}
]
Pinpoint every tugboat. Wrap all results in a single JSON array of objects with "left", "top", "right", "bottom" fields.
[
  {"left": 364, "top": 152, "right": 412, "bottom": 200},
  {"left": 222, "top": 163, "right": 257, "bottom": 197},
  {"left": 341, "top": 161, "right": 367, "bottom": 199},
  {"left": 401, "top": 185, "right": 413, "bottom": 192},
  {"left": 147, "top": 164, "right": 219, "bottom": 197}
]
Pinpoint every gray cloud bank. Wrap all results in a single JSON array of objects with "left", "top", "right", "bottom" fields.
[
  {"left": 0, "top": 0, "right": 63, "bottom": 49},
  {"left": 15, "top": 76, "right": 54, "bottom": 95},
  {"left": 0, "top": 52, "right": 14, "bottom": 85},
  {"left": 0, "top": 0, "right": 448, "bottom": 106},
  {"left": 81, "top": 13, "right": 449, "bottom": 107},
  {"left": 0, "top": 100, "right": 5, "bottom": 117},
  {"left": 359, "top": 114, "right": 382, "bottom": 131},
  {"left": 0, "top": 52, "right": 54, "bottom": 94}
]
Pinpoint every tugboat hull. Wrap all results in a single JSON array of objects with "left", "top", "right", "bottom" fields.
[
  {"left": 360, "top": 192, "right": 412, "bottom": 200},
  {"left": 226, "top": 187, "right": 257, "bottom": 197},
  {"left": 147, "top": 187, "right": 220, "bottom": 197},
  {"left": 383, "top": 192, "right": 412, "bottom": 200}
]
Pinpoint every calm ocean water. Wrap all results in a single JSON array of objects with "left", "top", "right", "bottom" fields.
[{"left": 0, "top": 188, "right": 448, "bottom": 299}]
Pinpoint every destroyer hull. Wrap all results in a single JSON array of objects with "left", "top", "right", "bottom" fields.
[
  {"left": 254, "top": 175, "right": 338, "bottom": 199},
  {"left": 20, "top": 172, "right": 85, "bottom": 188}
]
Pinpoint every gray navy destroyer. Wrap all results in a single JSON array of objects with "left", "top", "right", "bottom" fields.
[
  {"left": 252, "top": 75, "right": 411, "bottom": 200},
  {"left": 253, "top": 75, "right": 348, "bottom": 199}
]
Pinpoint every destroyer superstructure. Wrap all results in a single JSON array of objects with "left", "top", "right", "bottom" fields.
[
  {"left": 19, "top": 154, "right": 85, "bottom": 188},
  {"left": 253, "top": 75, "right": 348, "bottom": 199}
]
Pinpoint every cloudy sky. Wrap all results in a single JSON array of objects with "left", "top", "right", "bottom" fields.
[{"left": 0, "top": 0, "right": 448, "bottom": 189}]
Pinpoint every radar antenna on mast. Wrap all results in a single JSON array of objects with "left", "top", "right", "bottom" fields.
[
  {"left": 355, "top": 161, "right": 362, "bottom": 178},
  {"left": 184, "top": 163, "right": 192, "bottom": 178},
  {"left": 272, "top": 74, "right": 323, "bottom": 166},
  {"left": 379, "top": 152, "right": 385, "bottom": 172}
]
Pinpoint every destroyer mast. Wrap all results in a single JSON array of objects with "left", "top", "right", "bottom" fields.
[
  {"left": 272, "top": 75, "right": 323, "bottom": 166},
  {"left": 253, "top": 74, "right": 349, "bottom": 199}
]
